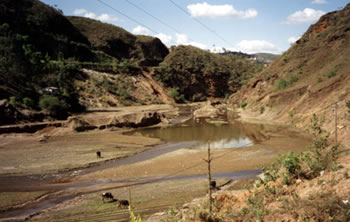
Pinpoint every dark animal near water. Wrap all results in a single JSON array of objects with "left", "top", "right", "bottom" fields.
[
  {"left": 117, "top": 200, "right": 129, "bottom": 209},
  {"left": 210, "top": 180, "right": 216, "bottom": 189},
  {"left": 102, "top": 192, "right": 114, "bottom": 202},
  {"left": 96, "top": 151, "right": 101, "bottom": 158}
]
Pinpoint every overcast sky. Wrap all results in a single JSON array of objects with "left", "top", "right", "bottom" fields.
[{"left": 41, "top": 0, "right": 349, "bottom": 54}]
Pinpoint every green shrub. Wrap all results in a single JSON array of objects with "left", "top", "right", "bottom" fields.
[
  {"left": 22, "top": 97, "right": 35, "bottom": 108},
  {"left": 260, "top": 114, "right": 340, "bottom": 187},
  {"left": 39, "top": 95, "right": 69, "bottom": 114},
  {"left": 117, "top": 59, "right": 140, "bottom": 75},
  {"left": 277, "top": 79, "right": 287, "bottom": 89},
  {"left": 241, "top": 101, "right": 248, "bottom": 109},
  {"left": 9, "top": 96, "right": 20, "bottom": 107},
  {"left": 278, "top": 152, "right": 302, "bottom": 175},
  {"left": 346, "top": 100, "right": 350, "bottom": 113},
  {"left": 327, "top": 71, "right": 337, "bottom": 78},
  {"left": 277, "top": 75, "right": 298, "bottom": 90},
  {"left": 168, "top": 87, "right": 179, "bottom": 99},
  {"left": 260, "top": 106, "right": 265, "bottom": 114},
  {"left": 168, "top": 87, "right": 185, "bottom": 103},
  {"left": 214, "top": 121, "right": 222, "bottom": 127},
  {"left": 288, "top": 74, "right": 298, "bottom": 85}
]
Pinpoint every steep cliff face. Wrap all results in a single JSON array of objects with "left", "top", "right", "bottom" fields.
[
  {"left": 67, "top": 17, "right": 169, "bottom": 66},
  {"left": 230, "top": 3, "right": 350, "bottom": 143}
]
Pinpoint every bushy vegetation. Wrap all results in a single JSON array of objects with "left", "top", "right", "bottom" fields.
[
  {"left": 277, "top": 74, "right": 298, "bottom": 90},
  {"left": 96, "top": 76, "right": 134, "bottom": 105},
  {"left": 39, "top": 95, "right": 69, "bottom": 118},
  {"left": 167, "top": 87, "right": 185, "bottom": 103},
  {"left": 0, "top": 0, "right": 92, "bottom": 118},
  {"left": 155, "top": 45, "right": 263, "bottom": 102},
  {"left": 346, "top": 100, "right": 350, "bottom": 113},
  {"left": 258, "top": 114, "right": 340, "bottom": 186},
  {"left": 240, "top": 101, "right": 248, "bottom": 109},
  {"left": 170, "top": 114, "right": 348, "bottom": 222},
  {"left": 259, "top": 106, "right": 265, "bottom": 114}
]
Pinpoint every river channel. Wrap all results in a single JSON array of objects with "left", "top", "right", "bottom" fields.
[{"left": 0, "top": 113, "right": 311, "bottom": 221}]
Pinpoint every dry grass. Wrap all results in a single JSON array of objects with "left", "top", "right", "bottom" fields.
[{"left": 0, "top": 191, "right": 48, "bottom": 211}]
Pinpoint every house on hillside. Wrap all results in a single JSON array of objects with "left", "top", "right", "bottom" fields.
[{"left": 40, "top": 87, "right": 59, "bottom": 95}]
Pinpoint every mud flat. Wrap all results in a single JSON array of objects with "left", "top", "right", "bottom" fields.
[{"left": 0, "top": 104, "right": 312, "bottom": 221}]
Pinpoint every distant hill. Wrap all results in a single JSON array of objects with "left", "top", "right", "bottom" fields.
[
  {"left": 155, "top": 45, "right": 264, "bottom": 102},
  {"left": 230, "top": 3, "right": 350, "bottom": 143},
  {"left": 252, "top": 53, "right": 280, "bottom": 64},
  {"left": 221, "top": 51, "right": 279, "bottom": 64},
  {"left": 67, "top": 16, "right": 169, "bottom": 66}
]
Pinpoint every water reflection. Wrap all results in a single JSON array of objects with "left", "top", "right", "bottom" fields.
[{"left": 135, "top": 118, "right": 254, "bottom": 149}]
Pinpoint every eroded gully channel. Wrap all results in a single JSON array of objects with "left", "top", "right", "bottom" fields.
[{"left": 0, "top": 112, "right": 310, "bottom": 220}]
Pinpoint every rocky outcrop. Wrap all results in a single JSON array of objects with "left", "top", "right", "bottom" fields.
[
  {"left": 193, "top": 101, "right": 227, "bottom": 119},
  {"left": 62, "top": 111, "right": 164, "bottom": 132}
]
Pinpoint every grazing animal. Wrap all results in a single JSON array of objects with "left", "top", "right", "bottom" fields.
[
  {"left": 117, "top": 200, "right": 129, "bottom": 209},
  {"left": 102, "top": 192, "right": 114, "bottom": 202},
  {"left": 96, "top": 151, "right": 101, "bottom": 158},
  {"left": 210, "top": 180, "right": 216, "bottom": 189},
  {"left": 39, "top": 135, "right": 49, "bottom": 143}
]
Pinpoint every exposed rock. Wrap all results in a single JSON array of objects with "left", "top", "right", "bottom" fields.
[
  {"left": 64, "top": 117, "right": 97, "bottom": 132},
  {"left": 193, "top": 102, "right": 227, "bottom": 119}
]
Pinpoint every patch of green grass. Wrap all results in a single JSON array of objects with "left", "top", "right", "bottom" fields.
[
  {"left": 214, "top": 121, "right": 222, "bottom": 127},
  {"left": 277, "top": 79, "right": 288, "bottom": 89}
]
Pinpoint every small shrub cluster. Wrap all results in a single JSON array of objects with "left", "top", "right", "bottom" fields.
[
  {"left": 96, "top": 76, "right": 134, "bottom": 105},
  {"left": 346, "top": 100, "right": 350, "bottom": 113},
  {"left": 167, "top": 87, "right": 185, "bottom": 103},
  {"left": 240, "top": 101, "right": 248, "bottom": 109},
  {"left": 327, "top": 71, "right": 337, "bottom": 78},
  {"left": 257, "top": 114, "right": 340, "bottom": 187},
  {"left": 277, "top": 79, "right": 287, "bottom": 89},
  {"left": 39, "top": 95, "right": 69, "bottom": 118},
  {"left": 277, "top": 74, "right": 299, "bottom": 90},
  {"left": 259, "top": 106, "right": 265, "bottom": 114},
  {"left": 9, "top": 96, "right": 36, "bottom": 109}
]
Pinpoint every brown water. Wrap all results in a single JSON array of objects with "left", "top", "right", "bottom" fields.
[{"left": 132, "top": 118, "right": 254, "bottom": 149}]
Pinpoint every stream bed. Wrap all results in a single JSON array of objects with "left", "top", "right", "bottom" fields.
[{"left": 0, "top": 114, "right": 311, "bottom": 221}]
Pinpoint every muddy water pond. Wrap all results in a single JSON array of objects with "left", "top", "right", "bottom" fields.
[{"left": 134, "top": 119, "right": 254, "bottom": 149}]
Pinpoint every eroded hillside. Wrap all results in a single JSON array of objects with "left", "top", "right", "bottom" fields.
[{"left": 230, "top": 3, "right": 350, "bottom": 144}]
